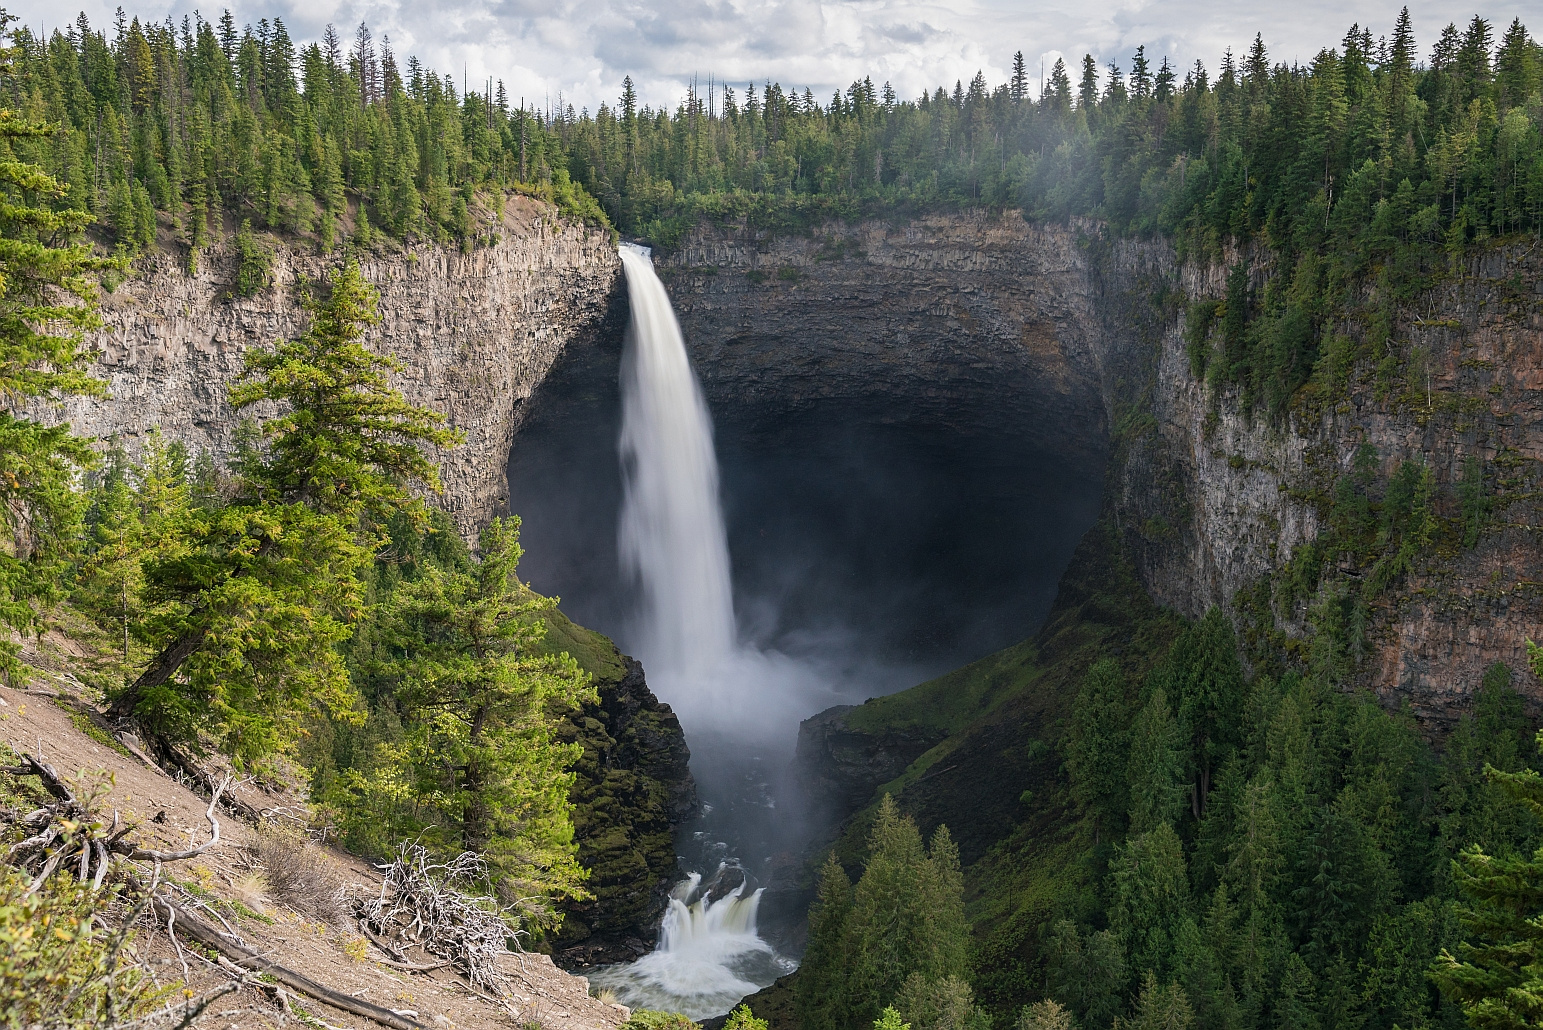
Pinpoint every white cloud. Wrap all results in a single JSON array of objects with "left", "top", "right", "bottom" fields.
[{"left": 15, "top": 0, "right": 1541, "bottom": 113}]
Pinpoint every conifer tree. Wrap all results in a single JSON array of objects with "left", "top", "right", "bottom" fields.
[
  {"left": 1066, "top": 658, "right": 1131, "bottom": 838},
  {"left": 0, "top": 23, "right": 114, "bottom": 683},
  {"left": 108, "top": 260, "right": 461, "bottom": 760},
  {"left": 799, "top": 853, "right": 856, "bottom": 1030},
  {"left": 372, "top": 515, "right": 594, "bottom": 919}
]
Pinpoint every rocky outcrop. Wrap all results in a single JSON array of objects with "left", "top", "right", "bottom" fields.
[
  {"left": 554, "top": 652, "right": 697, "bottom": 967},
  {"left": 56, "top": 196, "right": 621, "bottom": 536},
  {"left": 795, "top": 705, "right": 945, "bottom": 817}
]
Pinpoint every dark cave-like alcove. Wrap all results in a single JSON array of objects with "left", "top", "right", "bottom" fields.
[{"left": 505, "top": 288, "right": 1109, "bottom": 701}]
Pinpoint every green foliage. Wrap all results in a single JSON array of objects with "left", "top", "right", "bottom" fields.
[
  {"left": 1065, "top": 659, "right": 1131, "bottom": 838},
  {"left": 621, "top": 1012, "right": 699, "bottom": 1030},
  {"left": 1046, "top": 921, "right": 1126, "bottom": 1030},
  {"left": 798, "top": 796, "right": 972, "bottom": 1030},
  {"left": 875, "top": 1009, "right": 913, "bottom": 1030},
  {"left": 347, "top": 516, "right": 595, "bottom": 924},
  {"left": 232, "top": 219, "right": 271, "bottom": 296},
  {"left": 0, "top": 23, "right": 119, "bottom": 683},
  {"left": 1432, "top": 730, "right": 1543, "bottom": 1029},
  {"left": 1125, "top": 690, "right": 1189, "bottom": 835},
  {"left": 107, "top": 259, "right": 461, "bottom": 762},
  {"left": 723, "top": 1006, "right": 769, "bottom": 1030},
  {"left": 1110, "top": 825, "right": 1190, "bottom": 984},
  {"left": 73, "top": 432, "right": 191, "bottom": 663},
  {"left": 1017, "top": 1000, "right": 1077, "bottom": 1030},
  {"left": 0, "top": 869, "right": 161, "bottom": 1028},
  {"left": 895, "top": 972, "right": 991, "bottom": 1030},
  {"left": 1114, "top": 975, "right": 1192, "bottom": 1030}
]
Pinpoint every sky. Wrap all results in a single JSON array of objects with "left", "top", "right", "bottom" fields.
[{"left": 11, "top": 0, "right": 1539, "bottom": 114}]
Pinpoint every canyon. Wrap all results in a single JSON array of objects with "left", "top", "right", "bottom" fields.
[{"left": 61, "top": 197, "right": 1543, "bottom": 966}]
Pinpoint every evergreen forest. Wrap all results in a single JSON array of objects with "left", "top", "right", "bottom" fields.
[{"left": 2, "top": 4, "right": 1543, "bottom": 1030}]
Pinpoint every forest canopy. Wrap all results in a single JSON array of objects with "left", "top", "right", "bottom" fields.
[{"left": 1, "top": 7, "right": 1537, "bottom": 260}]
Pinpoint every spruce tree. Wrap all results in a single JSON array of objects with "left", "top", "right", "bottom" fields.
[
  {"left": 375, "top": 515, "right": 594, "bottom": 918},
  {"left": 799, "top": 853, "right": 856, "bottom": 1030},
  {"left": 0, "top": 37, "right": 114, "bottom": 684},
  {"left": 108, "top": 260, "right": 461, "bottom": 760}
]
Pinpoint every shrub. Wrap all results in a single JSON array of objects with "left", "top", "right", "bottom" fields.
[
  {"left": 0, "top": 868, "right": 161, "bottom": 1028},
  {"left": 233, "top": 220, "right": 272, "bottom": 297},
  {"left": 250, "top": 822, "right": 346, "bottom": 922}
]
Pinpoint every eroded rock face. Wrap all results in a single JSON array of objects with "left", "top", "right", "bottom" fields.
[
  {"left": 795, "top": 704, "right": 946, "bottom": 820},
  {"left": 1116, "top": 243, "right": 1543, "bottom": 724},
  {"left": 658, "top": 212, "right": 1113, "bottom": 472},
  {"left": 54, "top": 197, "right": 621, "bottom": 537}
]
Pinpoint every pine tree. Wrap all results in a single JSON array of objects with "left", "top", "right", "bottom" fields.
[
  {"left": 839, "top": 797, "right": 971, "bottom": 1028},
  {"left": 0, "top": 34, "right": 115, "bottom": 683},
  {"left": 1011, "top": 51, "right": 1028, "bottom": 103},
  {"left": 376, "top": 515, "right": 594, "bottom": 919},
  {"left": 107, "top": 260, "right": 462, "bottom": 759},
  {"left": 799, "top": 853, "right": 856, "bottom": 1030},
  {"left": 1078, "top": 56, "right": 1099, "bottom": 110},
  {"left": 1066, "top": 658, "right": 1131, "bottom": 837},
  {"left": 1111, "top": 824, "right": 1191, "bottom": 983},
  {"left": 1046, "top": 921, "right": 1126, "bottom": 1029},
  {"left": 1127, "top": 689, "right": 1189, "bottom": 834}
]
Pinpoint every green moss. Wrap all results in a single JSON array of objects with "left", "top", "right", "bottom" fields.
[
  {"left": 843, "top": 638, "right": 1039, "bottom": 738},
  {"left": 539, "top": 607, "right": 628, "bottom": 683}
]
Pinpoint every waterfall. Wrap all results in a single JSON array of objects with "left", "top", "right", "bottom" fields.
[
  {"left": 617, "top": 243, "right": 737, "bottom": 708},
  {"left": 589, "top": 867, "right": 786, "bottom": 1020},
  {"left": 598, "top": 246, "right": 796, "bottom": 1018}
]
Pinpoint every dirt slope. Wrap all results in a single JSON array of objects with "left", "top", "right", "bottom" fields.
[{"left": 0, "top": 670, "right": 632, "bottom": 1030}]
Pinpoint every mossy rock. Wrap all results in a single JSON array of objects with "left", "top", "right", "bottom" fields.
[{"left": 543, "top": 609, "right": 696, "bottom": 965}]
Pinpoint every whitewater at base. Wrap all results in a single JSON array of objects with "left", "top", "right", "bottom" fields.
[{"left": 588, "top": 870, "right": 796, "bottom": 1020}]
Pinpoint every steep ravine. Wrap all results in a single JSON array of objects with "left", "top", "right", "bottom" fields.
[{"left": 63, "top": 204, "right": 1542, "bottom": 984}]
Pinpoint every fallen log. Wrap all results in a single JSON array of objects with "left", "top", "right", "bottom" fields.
[{"left": 149, "top": 893, "right": 426, "bottom": 1030}]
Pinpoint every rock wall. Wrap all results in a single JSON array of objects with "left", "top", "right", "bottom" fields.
[
  {"left": 656, "top": 213, "right": 1543, "bottom": 728},
  {"left": 658, "top": 211, "right": 1113, "bottom": 473},
  {"left": 57, "top": 196, "right": 622, "bottom": 536},
  {"left": 1109, "top": 241, "right": 1543, "bottom": 724},
  {"left": 556, "top": 656, "right": 697, "bottom": 967}
]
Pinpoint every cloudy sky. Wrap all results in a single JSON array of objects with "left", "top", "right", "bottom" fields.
[{"left": 11, "top": 0, "right": 1538, "bottom": 113}]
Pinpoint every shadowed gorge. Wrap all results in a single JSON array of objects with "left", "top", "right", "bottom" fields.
[{"left": 509, "top": 216, "right": 1111, "bottom": 686}]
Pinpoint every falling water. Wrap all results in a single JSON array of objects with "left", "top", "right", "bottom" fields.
[
  {"left": 589, "top": 869, "right": 789, "bottom": 1020},
  {"left": 617, "top": 243, "right": 737, "bottom": 710},
  {"left": 602, "top": 245, "right": 796, "bottom": 1017}
]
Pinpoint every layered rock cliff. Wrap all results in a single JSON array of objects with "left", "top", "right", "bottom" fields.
[
  {"left": 658, "top": 212, "right": 1114, "bottom": 474},
  {"left": 652, "top": 215, "right": 1542, "bottom": 733},
  {"left": 58, "top": 195, "right": 621, "bottom": 535},
  {"left": 1114, "top": 242, "right": 1543, "bottom": 723}
]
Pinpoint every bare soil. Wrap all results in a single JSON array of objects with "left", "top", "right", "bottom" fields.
[{"left": 1, "top": 673, "right": 631, "bottom": 1030}]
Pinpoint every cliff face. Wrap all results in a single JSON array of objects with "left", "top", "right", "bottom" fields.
[
  {"left": 57, "top": 196, "right": 621, "bottom": 536},
  {"left": 1113, "top": 242, "right": 1543, "bottom": 723},
  {"left": 555, "top": 657, "right": 697, "bottom": 967},
  {"left": 658, "top": 212, "right": 1114, "bottom": 474}
]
